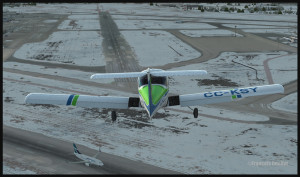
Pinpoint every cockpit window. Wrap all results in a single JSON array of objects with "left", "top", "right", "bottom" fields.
[
  {"left": 151, "top": 76, "right": 166, "bottom": 85},
  {"left": 139, "top": 75, "right": 167, "bottom": 87},
  {"left": 139, "top": 75, "right": 148, "bottom": 86}
]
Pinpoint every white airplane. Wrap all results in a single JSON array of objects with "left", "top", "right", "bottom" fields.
[
  {"left": 25, "top": 68, "right": 284, "bottom": 121},
  {"left": 68, "top": 143, "right": 103, "bottom": 167},
  {"left": 282, "top": 36, "right": 297, "bottom": 43}
]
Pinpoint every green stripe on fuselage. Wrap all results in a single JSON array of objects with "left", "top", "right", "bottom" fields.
[
  {"left": 139, "top": 86, "right": 149, "bottom": 105},
  {"left": 72, "top": 95, "right": 79, "bottom": 106},
  {"left": 151, "top": 85, "right": 168, "bottom": 105},
  {"left": 138, "top": 85, "right": 168, "bottom": 105}
]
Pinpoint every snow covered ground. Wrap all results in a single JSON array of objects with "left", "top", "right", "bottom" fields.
[
  {"left": 169, "top": 51, "right": 296, "bottom": 92},
  {"left": 58, "top": 19, "right": 100, "bottom": 30},
  {"left": 3, "top": 3, "right": 98, "bottom": 14},
  {"left": 3, "top": 50, "right": 297, "bottom": 174},
  {"left": 3, "top": 62, "right": 114, "bottom": 84},
  {"left": 271, "top": 92, "right": 297, "bottom": 113},
  {"left": 268, "top": 54, "right": 297, "bottom": 85},
  {"left": 13, "top": 31, "right": 105, "bottom": 66},
  {"left": 115, "top": 20, "right": 217, "bottom": 30},
  {"left": 243, "top": 28, "right": 297, "bottom": 36},
  {"left": 223, "top": 24, "right": 290, "bottom": 29},
  {"left": 3, "top": 3, "right": 297, "bottom": 174},
  {"left": 201, "top": 19, "right": 297, "bottom": 27},
  {"left": 179, "top": 29, "right": 243, "bottom": 37},
  {"left": 3, "top": 71, "right": 297, "bottom": 174},
  {"left": 3, "top": 164, "right": 36, "bottom": 174},
  {"left": 120, "top": 30, "right": 201, "bottom": 67}
]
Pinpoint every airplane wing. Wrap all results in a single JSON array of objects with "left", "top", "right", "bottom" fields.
[
  {"left": 25, "top": 93, "right": 140, "bottom": 109},
  {"left": 168, "top": 84, "right": 284, "bottom": 107},
  {"left": 90, "top": 72, "right": 146, "bottom": 79},
  {"left": 151, "top": 70, "right": 207, "bottom": 77},
  {"left": 90, "top": 70, "right": 207, "bottom": 79},
  {"left": 93, "top": 148, "right": 101, "bottom": 158}
]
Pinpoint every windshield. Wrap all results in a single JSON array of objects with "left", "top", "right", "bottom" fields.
[
  {"left": 151, "top": 76, "right": 166, "bottom": 85},
  {"left": 139, "top": 75, "right": 167, "bottom": 87},
  {"left": 139, "top": 75, "right": 148, "bottom": 86}
]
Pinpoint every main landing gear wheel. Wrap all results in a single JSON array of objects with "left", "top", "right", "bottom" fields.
[
  {"left": 193, "top": 108, "right": 198, "bottom": 118},
  {"left": 111, "top": 111, "right": 117, "bottom": 122}
]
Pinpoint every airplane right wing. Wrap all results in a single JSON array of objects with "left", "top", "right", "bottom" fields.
[
  {"left": 168, "top": 84, "right": 284, "bottom": 107},
  {"left": 151, "top": 70, "right": 207, "bottom": 77}
]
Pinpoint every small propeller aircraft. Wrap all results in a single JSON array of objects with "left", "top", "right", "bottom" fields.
[
  {"left": 67, "top": 143, "right": 103, "bottom": 167},
  {"left": 25, "top": 68, "right": 284, "bottom": 121}
]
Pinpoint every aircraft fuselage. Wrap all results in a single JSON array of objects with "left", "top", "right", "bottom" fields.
[{"left": 138, "top": 68, "right": 169, "bottom": 119}]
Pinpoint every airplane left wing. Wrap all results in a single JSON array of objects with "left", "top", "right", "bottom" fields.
[
  {"left": 168, "top": 84, "right": 284, "bottom": 107},
  {"left": 25, "top": 93, "right": 140, "bottom": 109}
]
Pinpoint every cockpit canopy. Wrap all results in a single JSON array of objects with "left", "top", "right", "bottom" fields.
[{"left": 139, "top": 75, "right": 167, "bottom": 87}]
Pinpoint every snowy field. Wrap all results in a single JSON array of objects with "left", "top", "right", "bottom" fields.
[
  {"left": 271, "top": 92, "right": 297, "bottom": 113},
  {"left": 200, "top": 19, "right": 297, "bottom": 27},
  {"left": 4, "top": 3, "right": 297, "bottom": 174},
  {"left": 222, "top": 24, "right": 291, "bottom": 29},
  {"left": 242, "top": 28, "right": 297, "bottom": 48},
  {"left": 13, "top": 31, "right": 105, "bottom": 66},
  {"left": 3, "top": 70, "right": 297, "bottom": 174},
  {"left": 120, "top": 30, "right": 201, "bottom": 66},
  {"left": 58, "top": 14, "right": 100, "bottom": 30},
  {"left": 3, "top": 62, "right": 114, "bottom": 84},
  {"left": 115, "top": 20, "right": 217, "bottom": 30},
  {"left": 268, "top": 54, "right": 297, "bottom": 85},
  {"left": 58, "top": 19, "right": 100, "bottom": 30},
  {"left": 3, "top": 164, "right": 36, "bottom": 174},
  {"left": 169, "top": 51, "right": 297, "bottom": 95},
  {"left": 243, "top": 28, "right": 297, "bottom": 36},
  {"left": 179, "top": 29, "right": 243, "bottom": 37},
  {"left": 3, "top": 50, "right": 297, "bottom": 174},
  {"left": 3, "top": 3, "right": 98, "bottom": 14}
]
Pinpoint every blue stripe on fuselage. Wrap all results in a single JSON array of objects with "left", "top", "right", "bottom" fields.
[
  {"left": 67, "top": 95, "right": 74, "bottom": 105},
  {"left": 146, "top": 89, "right": 169, "bottom": 117}
]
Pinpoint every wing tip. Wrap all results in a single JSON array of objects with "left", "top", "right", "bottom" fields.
[
  {"left": 25, "top": 93, "right": 34, "bottom": 103},
  {"left": 278, "top": 84, "right": 284, "bottom": 93},
  {"left": 90, "top": 74, "right": 96, "bottom": 79}
]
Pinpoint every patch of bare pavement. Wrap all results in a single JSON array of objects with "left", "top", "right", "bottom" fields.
[{"left": 99, "top": 11, "right": 141, "bottom": 91}]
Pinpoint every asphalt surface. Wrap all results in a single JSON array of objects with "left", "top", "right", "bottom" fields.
[
  {"left": 3, "top": 6, "right": 297, "bottom": 174},
  {"left": 99, "top": 10, "right": 141, "bottom": 90}
]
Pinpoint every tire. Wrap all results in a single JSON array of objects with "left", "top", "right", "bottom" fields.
[
  {"left": 193, "top": 108, "right": 198, "bottom": 118},
  {"left": 111, "top": 111, "right": 117, "bottom": 122}
]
